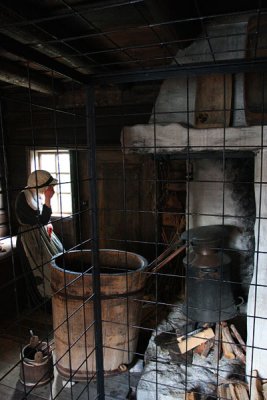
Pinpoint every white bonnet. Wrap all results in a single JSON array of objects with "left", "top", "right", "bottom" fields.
[{"left": 27, "top": 170, "right": 58, "bottom": 189}]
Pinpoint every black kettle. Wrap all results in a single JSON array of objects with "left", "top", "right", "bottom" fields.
[{"left": 181, "top": 225, "right": 237, "bottom": 323}]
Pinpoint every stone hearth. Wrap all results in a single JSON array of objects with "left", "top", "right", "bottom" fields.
[
  {"left": 137, "top": 302, "right": 245, "bottom": 399},
  {"left": 121, "top": 122, "right": 267, "bottom": 382}
]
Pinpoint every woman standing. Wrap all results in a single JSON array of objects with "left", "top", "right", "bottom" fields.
[{"left": 15, "top": 169, "right": 64, "bottom": 307}]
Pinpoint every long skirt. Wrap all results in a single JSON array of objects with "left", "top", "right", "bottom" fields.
[{"left": 17, "top": 224, "right": 64, "bottom": 301}]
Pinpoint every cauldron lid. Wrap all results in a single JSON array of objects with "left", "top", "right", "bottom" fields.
[{"left": 181, "top": 225, "right": 228, "bottom": 247}]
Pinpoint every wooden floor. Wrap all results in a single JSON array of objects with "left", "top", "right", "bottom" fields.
[{"left": 0, "top": 310, "right": 141, "bottom": 399}]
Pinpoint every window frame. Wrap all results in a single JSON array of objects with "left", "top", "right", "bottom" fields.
[{"left": 29, "top": 148, "right": 73, "bottom": 216}]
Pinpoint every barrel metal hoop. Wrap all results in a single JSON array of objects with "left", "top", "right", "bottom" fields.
[{"left": 51, "top": 285, "right": 144, "bottom": 301}]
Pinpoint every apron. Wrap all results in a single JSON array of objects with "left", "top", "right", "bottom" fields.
[{"left": 18, "top": 222, "right": 64, "bottom": 299}]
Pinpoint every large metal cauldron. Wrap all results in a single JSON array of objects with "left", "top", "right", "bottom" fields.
[{"left": 182, "top": 225, "right": 237, "bottom": 323}]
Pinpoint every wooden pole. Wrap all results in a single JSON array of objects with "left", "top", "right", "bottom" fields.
[
  {"left": 147, "top": 237, "right": 182, "bottom": 271},
  {"left": 230, "top": 323, "right": 246, "bottom": 353},
  {"left": 147, "top": 244, "right": 186, "bottom": 274}
]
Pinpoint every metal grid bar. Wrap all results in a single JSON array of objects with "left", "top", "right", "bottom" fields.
[
  {"left": 0, "top": 1, "right": 265, "bottom": 81},
  {"left": 0, "top": 2, "right": 267, "bottom": 399}
]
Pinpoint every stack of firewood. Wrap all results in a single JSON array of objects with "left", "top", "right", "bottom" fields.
[
  {"left": 176, "top": 321, "right": 246, "bottom": 364},
  {"left": 214, "top": 321, "right": 246, "bottom": 364},
  {"left": 186, "top": 377, "right": 266, "bottom": 400},
  {"left": 185, "top": 382, "right": 249, "bottom": 400},
  {"left": 217, "top": 382, "right": 249, "bottom": 399},
  {"left": 217, "top": 370, "right": 267, "bottom": 400},
  {"left": 249, "top": 369, "right": 267, "bottom": 400},
  {"left": 179, "top": 323, "right": 267, "bottom": 399}
]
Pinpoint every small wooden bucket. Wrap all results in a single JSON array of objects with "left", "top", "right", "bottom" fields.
[
  {"left": 20, "top": 337, "right": 53, "bottom": 387},
  {"left": 51, "top": 249, "right": 147, "bottom": 381}
]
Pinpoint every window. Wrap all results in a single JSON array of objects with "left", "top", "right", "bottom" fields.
[{"left": 30, "top": 149, "right": 72, "bottom": 215}]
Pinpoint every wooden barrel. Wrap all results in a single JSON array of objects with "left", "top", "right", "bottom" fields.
[{"left": 51, "top": 249, "right": 147, "bottom": 381}]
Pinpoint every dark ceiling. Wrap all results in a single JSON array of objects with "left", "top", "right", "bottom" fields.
[{"left": 0, "top": 0, "right": 265, "bottom": 96}]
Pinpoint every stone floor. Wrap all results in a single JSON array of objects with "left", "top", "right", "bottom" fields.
[
  {"left": 0, "top": 309, "right": 143, "bottom": 400},
  {"left": 0, "top": 348, "right": 141, "bottom": 400},
  {"left": 0, "top": 301, "right": 247, "bottom": 399}
]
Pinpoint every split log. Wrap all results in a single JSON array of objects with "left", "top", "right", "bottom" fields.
[
  {"left": 221, "top": 324, "right": 235, "bottom": 360},
  {"left": 193, "top": 341, "right": 207, "bottom": 355},
  {"left": 229, "top": 383, "right": 238, "bottom": 400},
  {"left": 225, "top": 385, "right": 232, "bottom": 400},
  {"left": 221, "top": 323, "right": 246, "bottom": 363},
  {"left": 201, "top": 338, "right": 214, "bottom": 358},
  {"left": 177, "top": 328, "right": 215, "bottom": 354},
  {"left": 185, "top": 392, "right": 197, "bottom": 400},
  {"left": 229, "top": 383, "right": 249, "bottom": 400},
  {"left": 231, "top": 343, "right": 246, "bottom": 364},
  {"left": 262, "top": 381, "right": 267, "bottom": 400},
  {"left": 250, "top": 370, "right": 264, "bottom": 400},
  {"left": 177, "top": 327, "right": 206, "bottom": 343},
  {"left": 217, "top": 384, "right": 231, "bottom": 400},
  {"left": 230, "top": 324, "right": 246, "bottom": 353}
]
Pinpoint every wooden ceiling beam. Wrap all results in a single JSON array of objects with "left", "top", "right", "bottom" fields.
[
  {"left": 0, "top": 33, "right": 88, "bottom": 84},
  {"left": 56, "top": 82, "right": 161, "bottom": 108},
  {"left": 0, "top": 4, "right": 94, "bottom": 76},
  {"left": 0, "top": 56, "right": 61, "bottom": 94}
]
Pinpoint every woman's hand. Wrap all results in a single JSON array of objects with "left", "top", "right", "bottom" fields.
[
  {"left": 46, "top": 223, "right": 53, "bottom": 239},
  {"left": 44, "top": 186, "right": 55, "bottom": 208}
]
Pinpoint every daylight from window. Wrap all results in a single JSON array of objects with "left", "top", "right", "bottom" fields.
[{"left": 31, "top": 150, "right": 72, "bottom": 215}]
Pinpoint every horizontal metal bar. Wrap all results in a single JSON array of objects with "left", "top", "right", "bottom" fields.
[
  {"left": 89, "top": 57, "right": 267, "bottom": 84},
  {"left": 155, "top": 151, "right": 255, "bottom": 160},
  {"left": 0, "top": 0, "right": 145, "bottom": 30},
  {"left": 1, "top": 34, "right": 267, "bottom": 86}
]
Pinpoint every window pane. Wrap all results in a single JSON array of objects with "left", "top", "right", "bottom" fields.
[
  {"left": 58, "top": 153, "right": 70, "bottom": 173},
  {"left": 57, "top": 182, "right": 71, "bottom": 194},
  {"left": 50, "top": 196, "right": 58, "bottom": 212},
  {"left": 57, "top": 173, "right": 70, "bottom": 185},
  {"left": 39, "top": 154, "right": 56, "bottom": 172},
  {"left": 56, "top": 174, "right": 71, "bottom": 193},
  {"left": 59, "top": 194, "right": 72, "bottom": 214}
]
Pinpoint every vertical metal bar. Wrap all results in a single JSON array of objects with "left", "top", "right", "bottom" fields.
[
  {"left": 0, "top": 100, "right": 17, "bottom": 292},
  {"left": 85, "top": 85, "right": 105, "bottom": 398}
]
